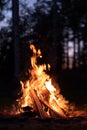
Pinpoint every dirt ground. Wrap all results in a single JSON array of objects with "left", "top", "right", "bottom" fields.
[{"left": 0, "top": 114, "right": 87, "bottom": 130}]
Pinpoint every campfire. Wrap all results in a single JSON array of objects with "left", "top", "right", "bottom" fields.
[{"left": 9, "top": 44, "right": 87, "bottom": 119}]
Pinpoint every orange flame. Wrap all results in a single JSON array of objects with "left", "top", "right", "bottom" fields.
[
  {"left": 16, "top": 44, "right": 87, "bottom": 118},
  {"left": 16, "top": 44, "right": 71, "bottom": 117}
]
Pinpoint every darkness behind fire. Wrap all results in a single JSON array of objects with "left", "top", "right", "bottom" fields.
[{"left": 0, "top": 0, "right": 87, "bottom": 115}]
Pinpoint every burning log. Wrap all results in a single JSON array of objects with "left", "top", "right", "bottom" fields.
[
  {"left": 29, "top": 87, "right": 66, "bottom": 119},
  {"left": 39, "top": 96, "right": 66, "bottom": 118},
  {"left": 21, "top": 106, "right": 37, "bottom": 117},
  {"left": 30, "top": 88, "right": 50, "bottom": 119}
]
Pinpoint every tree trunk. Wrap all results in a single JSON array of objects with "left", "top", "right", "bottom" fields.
[
  {"left": 78, "top": 38, "right": 80, "bottom": 68},
  {"left": 52, "top": 0, "right": 59, "bottom": 71},
  {"left": 12, "top": 0, "right": 20, "bottom": 78},
  {"left": 73, "top": 32, "right": 76, "bottom": 68}
]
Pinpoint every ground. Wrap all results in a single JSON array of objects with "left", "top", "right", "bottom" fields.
[{"left": 0, "top": 114, "right": 87, "bottom": 130}]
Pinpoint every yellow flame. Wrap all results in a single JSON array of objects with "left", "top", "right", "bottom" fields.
[
  {"left": 45, "top": 79, "right": 56, "bottom": 92},
  {"left": 17, "top": 44, "right": 70, "bottom": 117},
  {"left": 17, "top": 44, "right": 87, "bottom": 118}
]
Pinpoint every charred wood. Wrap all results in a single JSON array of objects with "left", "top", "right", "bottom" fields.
[{"left": 21, "top": 106, "right": 37, "bottom": 117}]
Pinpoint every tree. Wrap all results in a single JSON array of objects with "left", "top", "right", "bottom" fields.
[
  {"left": 0, "top": 0, "right": 6, "bottom": 21},
  {"left": 12, "top": 0, "right": 20, "bottom": 78}
]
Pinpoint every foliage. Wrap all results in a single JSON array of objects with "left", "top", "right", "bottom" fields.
[{"left": 0, "top": 0, "right": 9, "bottom": 21}]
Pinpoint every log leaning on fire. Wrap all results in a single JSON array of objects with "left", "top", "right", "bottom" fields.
[
  {"left": 29, "top": 88, "right": 66, "bottom": 119},
  {"left": 39, "top": 96, "right": 66, "bottom": 118},
  {"left": 30, "top": 88, "right": 50, "bottom": 119}
]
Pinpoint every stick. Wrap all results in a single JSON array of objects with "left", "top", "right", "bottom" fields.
[
  {"left": 30, "top": 89, "right": 49, "bottom": 119},
  {"left": 39, "top": 96, "right": 66, "bottom": 118}
]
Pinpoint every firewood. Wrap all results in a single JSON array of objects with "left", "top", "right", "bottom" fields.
[
  {"left": 39, "top": 96, "right": 66, "bottom": 118},
  {"left": 22, "top": 106, "right": 32, "bottom": 112},
  {"left": 30, "top": 88, "right": 50, "bottom": 119},
  {"left": 21, "top": 106, "right": 37, "bottom": 117}
]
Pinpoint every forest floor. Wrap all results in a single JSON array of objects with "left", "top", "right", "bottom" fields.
[{"left": 0, "top": 114, "right": 87, "bottom": 130}]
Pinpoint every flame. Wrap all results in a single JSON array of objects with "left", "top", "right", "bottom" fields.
[
  {"left": 16, "top": 44, "right": 87, "bottom": 118},
  {"left": 16, "top": 44, "right": 72, "bottom": 117}
]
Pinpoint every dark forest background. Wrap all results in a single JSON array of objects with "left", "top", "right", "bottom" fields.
[{"left": 0, "top": 0, "right": 87, "bottom": 109}]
